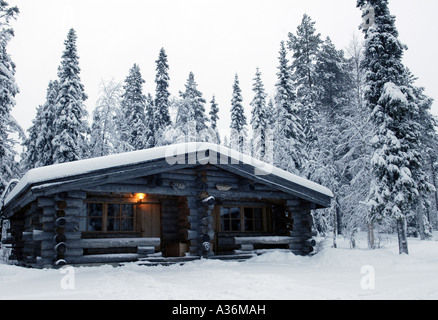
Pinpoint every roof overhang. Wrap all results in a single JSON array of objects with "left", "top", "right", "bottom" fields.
[{"left": 2, "top": 143, "right": 334, "bottom": 217}]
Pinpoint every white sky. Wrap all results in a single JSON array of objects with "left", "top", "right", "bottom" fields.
[{"left": 8, "top": 0, "right": 438, "bottom": 139}]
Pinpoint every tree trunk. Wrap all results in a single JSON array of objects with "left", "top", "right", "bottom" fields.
[
  {"left": 396, "top": 217, "right": 409, "bottom": 255},
  {"left": 367, "top": 220, "right": 375, "bottom": 250},
  {"left": 429, "top": 158, "right": 438, "bottom": 230},
  {"left": 416, "top": 201, "right": 427, "bottom": 241},
  {"left": 332, "top": 207, "right": 337, "bottom": 249}
]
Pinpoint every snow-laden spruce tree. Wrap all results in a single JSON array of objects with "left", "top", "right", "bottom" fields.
[
  {"left": 250, "top": 68, "right": 268, "bottom": 160},
  {"left": 274, "top": 41, "right": 306, "bottom": 174},
  {"left": 230, "top": 74, "right": 248, "bottom": 153},
  {"left": 358, "top": 0, "right": 434, "bottom": 254},
  {"left": 306, "top": 36, "right": 355, "bottom": 245},
  {"left": 411, "top": 80, "right": 438, "bottom": 232},
  {"left": 181, "top": 72, "right": 208, "bottom": 134},
  {"left": 144, "top": 93, "right": 156, "bottom": 149},
  {"left": 172, "top": 72, "right": 215, "bottom": 143},
  {"left": 52, "top": 28, "right": 89, "bottom": 164},
  {"left": 22, "top": 80, "right": 58, "bottom": 169},
  {"left": 120, "top": 64, "right": 148, "bottom": 151},
  {"left": 402, "top": 70, "right": 436, "bottom": 239},
  {"left": 0, "top": 1, "right": 20, "bottom": 192},
  {"left": 288, "top": 14, "right": 322, "bottom": 154},
  {"left": 154, "top": 48, "right": 171, "bottom": 145},
  {"left": 209, "top": 95, "right": 221, "bottom": 144}
]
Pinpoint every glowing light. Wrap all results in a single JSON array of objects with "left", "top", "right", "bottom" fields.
[{"left": 136, "top": 193, "right": 146, "bottom": 201}]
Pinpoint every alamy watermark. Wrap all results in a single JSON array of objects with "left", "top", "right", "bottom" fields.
[
  {"left": 163, "top": 129, "right": 275, "bottom": 177},
  {"left": 60, "top": 265, "right": 75, "bottom": 290},
  {"left": 360, "top": 265, "right": 376, "bottom": 290}
]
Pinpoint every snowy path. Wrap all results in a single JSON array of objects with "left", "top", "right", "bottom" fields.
[{"left": 1, "top": 234, "right": 437, "bottom": 300}]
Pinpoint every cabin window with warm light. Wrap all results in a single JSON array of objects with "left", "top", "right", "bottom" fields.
[{"left": 79, "top": 202, "right": 135, "bottom": 232}]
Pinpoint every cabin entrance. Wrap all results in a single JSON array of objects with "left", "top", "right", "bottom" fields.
[{"left": 136, "top": 203, "right": 161, "bottom": 249}]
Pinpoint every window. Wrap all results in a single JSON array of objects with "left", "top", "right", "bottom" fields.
[
  {"left": 219, "top": 206, "right": 269, "bottom": 233},
  {"left": 80, "top": 202, "right": 135, "bottom": 232},
  {"left": 220, "top": 207, "right": 241, "bottom": 232}
]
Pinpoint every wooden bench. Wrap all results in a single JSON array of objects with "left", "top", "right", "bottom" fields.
[
  {"left": 234, "top": 236, "right": 295, "bottom": 254},
  {"left": 61, "top": 237, "right": 162, "bottom": 265},
  {"left": 79, "top": 237, "right": 160, "bottom": 255}
]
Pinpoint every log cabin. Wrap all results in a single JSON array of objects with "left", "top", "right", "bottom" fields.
[{"left": 0, "top": 143, "right": 333, "bottom": 268}]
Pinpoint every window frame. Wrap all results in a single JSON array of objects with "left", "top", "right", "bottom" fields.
[
  {"left": 81, "top": 201, "right": 136, "bottom": 233},
  {"left": 217, "top": 205, "right": 270, "bottom": 233}
]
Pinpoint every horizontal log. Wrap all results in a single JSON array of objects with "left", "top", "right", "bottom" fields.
[
  {"left": 234, "top": 236, "right": 295, "bottom": 245},
  {"left": 85, "top": 184, "right": 193, "bottom": 197},
  {"left": 286, "top": 199, "right": 302, "bottom": 207},
  {"left": 159, "top": 172, "right": 197, "bottom": 181},
  {"left": 64, "top": 198, "right": 84, "bottom": 209},
  {"left": 38, "top": 197, "right": 55, "bottom": 208},
  {"left": 54, "top": 233, "right": 67, "bottom": 244},
  {"left": 66, "top": 253, "right": 141, "bottom": 264},
  {"left": 67, "top": 191, "right": 88, "bottom": 199},
  {"left": 208, "top": 189, "right": 291, "bottom": 201},
  {"left": 70, "top": 237, "right": 160, "bottom": 249},
  {"left": 41, "top": 216, "right": 54, "bottom": 223},
  {"left": 42, "top": 207, "right": 56, "bottom": 216},
  {"left": 137, "top": 246, "right": 156, "bottom": 255},
  {"left": 32, "top": 230, "right": 53, "bottom": 241},
  {"left": 22, "top": 232, "right": 33, "bottom": 241},
  {"left": 64, "top": 248, "right": 84, "bottom": 257},
  {"left": 239, "top": 244, "right": 254, "bottom": 251}
]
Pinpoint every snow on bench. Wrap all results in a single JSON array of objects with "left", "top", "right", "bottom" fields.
[
  {"left": 80, "top": 237, "right": 161, "bottom": 256},
  {"left": 234, "top": 236, "right": 295, "bottom": 253}
]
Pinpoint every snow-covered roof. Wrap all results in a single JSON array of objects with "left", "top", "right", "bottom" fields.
[{"left": 3, "top": 143, "right": 333, "bottom": 209}]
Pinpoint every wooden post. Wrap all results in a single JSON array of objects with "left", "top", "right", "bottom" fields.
[{"left": 287, "top": 199, "right": 316, "bottom": 256}]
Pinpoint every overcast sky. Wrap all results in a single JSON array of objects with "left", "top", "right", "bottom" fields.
[{"left": 8, "top": 0, "right": 438, "bottom": 138}]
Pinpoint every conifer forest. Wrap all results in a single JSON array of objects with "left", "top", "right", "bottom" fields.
[{"left": 1, "top": 0, "right": 437, "bottom": 258}]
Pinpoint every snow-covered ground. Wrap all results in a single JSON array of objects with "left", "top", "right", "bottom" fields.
[{"left": 1, "top": 233, "right": 437, "bottom": 300}]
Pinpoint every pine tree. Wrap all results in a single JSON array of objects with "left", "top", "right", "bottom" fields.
[
  {"left": 358, "top": 0, "right": 433, "bottom": 254},
  {"left": 250, "top": 68, "right": 267, "bottom": 160},
  {"left": 120, "top": 64, "right": 147, "bottom": 151},
  {"left": 52, "top": 28, "right": 89, "bottom": 164},
  {"left": 403, "top": 70, "right": 435, "bottom": 239},
  {"left": 175, "top": 72, "right": 213, "bottom": 143},
  {"left": 209, "top": 95, "right": 221, "bottom": 144},
  {"left": 21, "top": 106, "right": 41, "bottom": 171},
  {"left": 144, "top": 93, "right": 156, "bottom": 149},
  {"left": 182, "top": 72, "right": 208, "bottom": 133},
  {"left": 266, "top": 98, "right": 275, "bottom": 127},
  {"left": 314, "top": 37, "right": 352, "bottom": 120},
  {"left": 22, "top": 80, "right": 58, "bottom": 169},
  {"left": 288, "top": 14, "right": 322, "bottom": 153},
  {"left": 274, "top": 41, "right": 306, "bottom": 174},
  {"left": 0, "top": 0, "right": 20, "bottom": 192},
  {"left": 230, "top": 74, "right": 247, "bottom": 153},
  {"left": 308, "top": 37, "right": 355, "bottom": 241},
  {"left": 154, "top": 48, "right": 171, "bottom": 144}
]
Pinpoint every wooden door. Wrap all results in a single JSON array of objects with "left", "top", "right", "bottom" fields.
[{"left": 136, "top": 204, "right": 161, "bottom": 245}]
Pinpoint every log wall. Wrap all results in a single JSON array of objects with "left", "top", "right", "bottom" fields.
[
  {"left": 287, "top": 199, "right": 316, "bottom": 255},
  {"left": 3, "top": 163, "right": 320, "bottom": 267}
]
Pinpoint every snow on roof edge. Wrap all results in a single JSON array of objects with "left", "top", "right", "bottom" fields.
[{"left": 4, "top": 142, "right": 334, "bottom": 207}]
